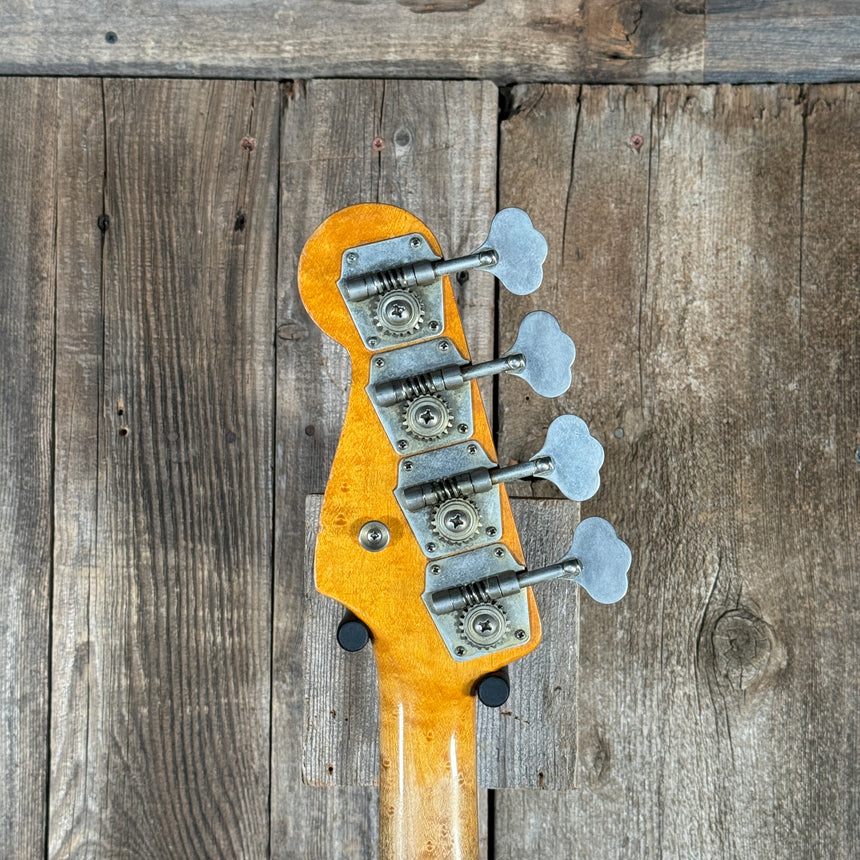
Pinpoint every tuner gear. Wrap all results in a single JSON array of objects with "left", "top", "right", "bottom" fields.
[
  {"left": 402, "top": 393, "right": 453, "bottom": 441},
  {"left": 373, "top": 288, "right": 424, "bottom": 336},
  {"left": 431, "top": 497, "right": 482, "bottom": 544},
  {"left": 458, "top": 601, "right": 507, "bottom": 649}
]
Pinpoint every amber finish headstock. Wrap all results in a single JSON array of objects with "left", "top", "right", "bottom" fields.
[{"left": 298, "top": 204, "right": 541, "bottom": 687}]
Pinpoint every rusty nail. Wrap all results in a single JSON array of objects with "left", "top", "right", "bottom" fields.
[
  {"left": 372, "top": 137, "right": 385, "bottom": 151},
  {"left": 630, "top": 134, "right": 644, "bottom": 151}
]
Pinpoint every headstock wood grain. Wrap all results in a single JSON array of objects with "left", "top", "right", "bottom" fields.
[{"left": 298, "top": 203, "right": 630, "bottom": 860}]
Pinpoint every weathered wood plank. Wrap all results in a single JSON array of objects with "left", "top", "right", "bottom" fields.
[
  {"left": 707, "top": 1, "right": 860, "bottom": 83},
  {"left": 48, "top": 77, "right": 106, "bottom": 859},
  {"left": 274, "top": 78, "right": 497, "bottom": 858},
  {"left": 302, "top": 496, "right": 579, "bottom": 788},
  {"left": 0, "top": 1, "right": 703, "bottom": 83},
  {"left": 0, "top": 76, "right": 57, "bottom": 860},
  {"left": 793, "top": 83, "right": 860, "bottom": 858},
  {"left": 6, "top": 2, "right": 860, "bottom": 82},
  {"left": 50, "top": 79, "right": 278, "bottom": 857},
  {"left": 494, "top": 81, "right": 653, "bottom": 848},
  {"left": 302, "top": 495, "right": 379, "bottom": 789},
  {"left": 497, "top": 82, "right": 859, "bottom": 859}
]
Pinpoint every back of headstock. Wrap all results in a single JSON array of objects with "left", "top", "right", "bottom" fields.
[
  {"left": 298, "top": 204, "right": 540, "bottom": 685},
  {"left": 298, "top": 203, "right": 630, "bottom": 860}
]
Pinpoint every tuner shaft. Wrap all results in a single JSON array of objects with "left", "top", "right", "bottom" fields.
[
  {"left": 429, "top": 558, "right": 582, "bottom": 615},
  {"left": 344, "top": 250, "right": 498, "bottom": 302},
  {"left": 373, "top": 353, "right": 525, "bottom": 408},
  {"left": 402, "top": 456, "right": 554, "bottom": 512}
]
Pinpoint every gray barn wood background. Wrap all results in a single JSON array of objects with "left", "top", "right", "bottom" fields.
[{"left": 0, "top": 4, "right": 858, "bottom": 859}]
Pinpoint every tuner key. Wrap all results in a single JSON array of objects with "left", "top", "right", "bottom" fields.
[
  {"left": 564, "top": 517, "right": 631, "bottom": 605},
  {"left": 502, "top": 311, "right": 575, "bottom": 398},
  {"left": 477, "top": 208, "right": 548, "bottom": 296},
  {"left": 428, "top": 517, "right": 630, "bottom": 615},
  {"left": 372, "top": 311, "right": 574, "bottom": 411},
  {"left": 530, "top": 414, "right": 604, "bottom": 502},
  {"left": 400, "top": 415, "right": 604, "bottom": 516}
]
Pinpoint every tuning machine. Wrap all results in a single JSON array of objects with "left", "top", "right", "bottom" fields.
[
  {"left": 395, "top": 415, "right": 604, "bottom": 558},
  {"left": 368, "top": 312, "right": 576, "bottom": 455},
  {"left": 424, "top": 519, "right": 630, "bottom": 660},
  {"left": 338, "top": 209, "right": 548, "bottom": 351}
]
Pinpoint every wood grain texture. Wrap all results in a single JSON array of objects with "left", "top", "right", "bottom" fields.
[
  {"left": 49, "top": 77, "right": 106, "bottom": 859},
  {"left": 496, "top": 83, "right": 859, "bottom": 859},
  {"left": 0, "top": 1, "right": 703, "bottom": 83},
  {"left": 274, "top": 79, "right": 497, "bottom": 860},
  {"left": 707, "top": 0, "right": 860, "bottom": 82},
  {"left": 5, "top": 1, "right": 860, "bottom": 83},
  {"left": 0, "top": 76, "right": 57, "bottom": 860},
  {"left": 303, "top": 496, "right": 579, "bottom": 789},
  {"left": 50, "top": 79, "right": 278, "bottom": 858}
]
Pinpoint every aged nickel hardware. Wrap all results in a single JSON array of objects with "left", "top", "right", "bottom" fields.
[
  {"left": 337, "top": 209, "right": 548, "bottom": 352},
  {"left": 373, "top": 310, "right": 576, "bottom": 408},
  {"left": 342, "top": 208, "right": 548, "bottom": 302},
  {"left": 423, "top": 518, "right": 630, "bottom": 660},
  {"left": 422, "top": 543, "right": 530, "bottom": 660},
  {"left": 394, "top": 441, "right": 503, "bottom": 560},
  {"left": 429, "top": 517, "right": 631, "bottom": 615},
  {"left": 401, "top": 414, "right": 605, "bottom": 514}
]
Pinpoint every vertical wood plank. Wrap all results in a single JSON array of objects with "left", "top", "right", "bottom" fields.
[
  {"left": 569, "top": 85, "right": 808, "bottom": 858},
  {"left": 794, "top": 83, "right": 860, "bottom": 859},
  {"left": 276, "top": 78, "right": 497, "bottom": 858},
  {"left": 51, "top": 79, "right": 278, "bottom": 857},
  {"left": 0, "top": 76, "right": 57, "bottom": 860},
  {"left": 275, "top": 81, "right": 381, "bottom": 860},
  {"left": 494, "top": 81, "right": 654, "bottom": 843},
  {"left": 49, "top": 77, "right": 106, "bottom": 858},
  {"left": 498, "top": 83, "right": 859, "bottom": 859}
]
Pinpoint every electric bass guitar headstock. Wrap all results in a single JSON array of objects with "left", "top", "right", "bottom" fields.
[{"left": 298, "top": 204, "right": 630, "bottom": 859}]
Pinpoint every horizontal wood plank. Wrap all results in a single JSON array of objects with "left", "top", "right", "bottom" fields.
[
  {"left": 0, "top": 1, "right": 704, "bottom": 82},
  {"left": 707, "top": 0, "right": 860, "bottom": 82},
  {"left": 3, "top": 2, "right": 860, "bottom": 82}
]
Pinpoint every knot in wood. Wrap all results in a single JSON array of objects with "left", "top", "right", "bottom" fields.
[
  {"left": 277, "top": 320, "right": 308, "bottom": 341},
  {"left": 712, "top": 609, "right": 773, "bottom": 691}
]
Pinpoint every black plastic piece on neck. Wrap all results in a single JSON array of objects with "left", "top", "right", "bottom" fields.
[
  {"left": 476, "top": 669, "right": 510, "bottom": 708},
  {"left": 336, "top": 613, "right": 371, "bottom": 652}
]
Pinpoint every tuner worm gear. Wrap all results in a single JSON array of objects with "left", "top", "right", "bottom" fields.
[
  {"left": 431, "top": 497, "right": 481, "bottom": 543},
  {"left": 374, "top": 288, "right": 424, "bottom": 336},
  {"left": 402, "top": 393, "right": 453, "bottom": 441},
  {"left": 458, "top": 600, "right": 507, "bottom": 649}
]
